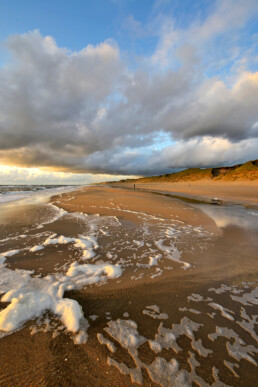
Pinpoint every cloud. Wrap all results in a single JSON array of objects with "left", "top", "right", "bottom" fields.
[
  {"left": 0, "top": 164, "right": 137, "bottom": 185},
  {"left": 0, "top": 31, "right": 123, "bottom": 168},
  {"left": 160, "top": 71, "right": 258, "bottom": 140},
  {"left": 157, "top": 137, "right": 258, "bottom": 170},
  {"left": 72, "top": 137, "right": 258, "bottom": 176},
  {"left": 151, "top": 0, "right": 258, "bottom": 67},
  {"left": 0, "top": 0, "right": 257, "bottom": 180}
]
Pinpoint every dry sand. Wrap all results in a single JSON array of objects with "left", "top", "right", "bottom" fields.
[
  {"left": 109, "top": 180, "right": 258, "bottom": 206},
  {"left": 0, "top": 186, "right": 257, "bottom": 386}
]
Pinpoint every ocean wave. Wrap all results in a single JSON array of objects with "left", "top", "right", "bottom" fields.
[{"left": 0, "top": 185, "right": 81, "bottom": 204}]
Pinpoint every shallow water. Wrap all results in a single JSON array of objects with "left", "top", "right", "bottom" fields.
[{"left": 195, "top": 203, "right": 258, "bottom": 231}]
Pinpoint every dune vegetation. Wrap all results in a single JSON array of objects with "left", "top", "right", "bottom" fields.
[{"left": 109, "top": 160, "right": 258, "bottom": 184}]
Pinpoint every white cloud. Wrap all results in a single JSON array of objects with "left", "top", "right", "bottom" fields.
[
  {"left": 157, "top": 137, "right": 258, "bottom": 170},
  {"left": 151, "top": 0, "right": 258, "bottom": 67}
]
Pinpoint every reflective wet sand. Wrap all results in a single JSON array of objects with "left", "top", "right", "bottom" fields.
[{"left": 110, "top": 181, "right": 258, "bottom": 206}]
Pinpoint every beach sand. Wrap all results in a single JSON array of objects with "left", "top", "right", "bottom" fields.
[
  {"left": 109, "top": 180, "right": 258, "bottom": 206},
  {"left": 0, "top": 186, "right": 257, "bottom": 386}
]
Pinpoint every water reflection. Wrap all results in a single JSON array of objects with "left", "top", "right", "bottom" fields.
[{"left": 196, "top": 204, "right": 258, "bottom": 230}]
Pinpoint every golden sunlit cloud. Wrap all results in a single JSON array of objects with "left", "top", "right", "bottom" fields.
[{"left": 0, "top": 165, "right": 139, "bottom": 185}]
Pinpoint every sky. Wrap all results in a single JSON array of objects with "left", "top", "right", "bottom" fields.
[{"left": 0, "top": 0, "right": 257, "bottom": 184}]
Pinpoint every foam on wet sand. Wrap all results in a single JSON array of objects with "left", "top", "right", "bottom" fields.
[{"left": 0, "top": 258, "right": 122, "bottom": 336}]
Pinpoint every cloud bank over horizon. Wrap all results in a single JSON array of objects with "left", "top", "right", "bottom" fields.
[{"left": 0, "top": 0, "right": 257, "bottom": 182}]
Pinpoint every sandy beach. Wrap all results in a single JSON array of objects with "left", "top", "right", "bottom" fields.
[
  {"left": 108, "top": 180, "right": 258, "bottom": 207},
  {"left": 0, "top": 186, "right": 257, "bottom": 386}
]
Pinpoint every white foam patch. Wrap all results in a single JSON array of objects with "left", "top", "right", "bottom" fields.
[
  {"left": 224, "top": 360, "right": 239, "bottom": 378},
  {"left": 29, "top": 315, "right": 64, "bottom": 338},
  {"left": 149, "top": 254, "right": 162, "bottom": 266},
  {"left": 1, "top": 249, "right": 20, "bottom": 257},
  {"left": 0, "top": 258, "right": 122, "bottom": 338},
  {"left": 65, "top": 211, "right": 89, "bottom": 224},
  {"left": 89, "top": 315, "right": 98, "bottom": 321},
  {"left": 47, "top": 204, "right": 68, "bottom": 223},
  {"left": 248, "top": 211, "right": 258, "bottom": 216},
  {"left": 150, "top": 268, "right": 163, "bottom": 279},
  {"left": 209, "top": 284, "right": 244, "bottom": 294},
  {"left": 97, "top": 333, "right": 116, "bottom": 353},
  {"left": 74, "top": 330, "right": 88, "bottom": 345},
  {"left": 209, "top": 326, "right": 257, "bottom": 366},
  {"left": 29, "top": 245, "right": 44, "bottom": 252},
  {"left": 155, "top": 239, "right": 191, "bottom": 269},
  {"left": 208, "top": 303, "right": 235, "bottom": 321},
  {"left": 104, "top": 319, "right": 146, "bottom": 350},
  {"left": 102, "top": 317, "right": 219, "bottom": 386},
  {"left": 143, "top": 305, "right": 168, "bottom": 320},
  {"left": 28, "top": 234, "right": 99, "bottom": 260},
  {"left": 237, "top": 307, "right": 258, "bottom": 341},
  {"left": 191, "top": 339, "right": 212, "bottom": 357},
  {"left": 187, "top": 294, "right": 212, "bottom": 302},
  {"left": 145, "top": 357, "right": 189, "bottom": 387},
  {"left": 148, "top": 340, "right": 162, "bottom": 353},
  {"left": 1, "top": 230, "right": 99, "bottom": 262},
  {"left": 153, "top": 317, "right": 204, "bottom": 354},
  {"left": 179, "top": 307, "right": 201, "bottom": 315},
  {"left": 164, "top": 227, "right": 177, "bottom": 237},
  {"left": 105, "top": 319, "right": 146, "bottom": 384},
  {"left": 0, "top": 256, "right": 6, "bottom": 265},
  {"left": 207, "top": 312, "right": 216, "bottom": 319},
  {"left": 133, "top": 240, "right": 144, "bottom": 248},
  {"left": 231, "top": 287, "right": 258, "bottom": 306}
]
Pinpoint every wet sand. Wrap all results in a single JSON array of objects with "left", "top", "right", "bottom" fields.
[
  {"left": 0, "top": 186, "right": 257, "bottom": 386},
  {"left": 109, "top": 180, "right": 258, "bottom": 207}
]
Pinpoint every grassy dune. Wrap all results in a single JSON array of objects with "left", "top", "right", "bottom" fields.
[{"left": 109, "top": 160, "right": 258, "bottom": 184}]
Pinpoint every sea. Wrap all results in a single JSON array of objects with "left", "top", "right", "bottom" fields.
[{"left": 0, "top": 185, "right": 78, "bottom": 204}]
